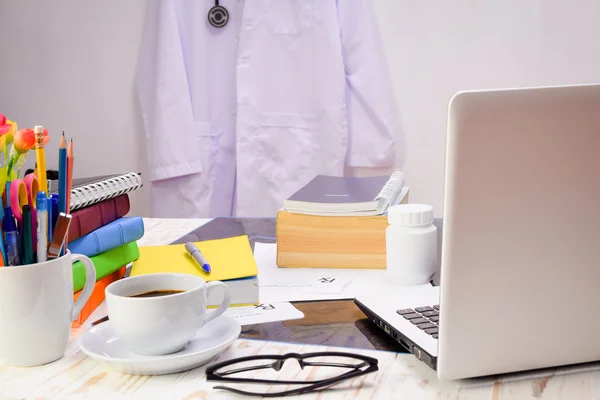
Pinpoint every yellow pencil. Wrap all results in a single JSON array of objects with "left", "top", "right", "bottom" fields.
[{"left": 34, "top": 125, "right": 47, "bottom": 194}]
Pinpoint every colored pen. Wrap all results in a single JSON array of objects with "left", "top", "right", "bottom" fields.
[
  {"left": 51, "top": 194, "right": 59, "bottom": 234},
  {"left": 36, "top": 192, "right": 48, "bottom": 263},
  {"left": 47, "top": 197, "right": 53, "bottom": 243},
  {"left": 3, "top": 207, "right": 20, "bottom": 266},
  {"left": 47, "top": 213, "right": 71, "bottom": 259},
  {"left": 184, "top": 242, "right": 211, "bottom": 274},
  {"left": 0, "top": 206, "right": 7, "bottom": 265},
  {"left": 22, "top": 205, "right": 34, "bottom": 265},
  {"left": 34, "top": 125, "right": 48, "bottom": 195}
]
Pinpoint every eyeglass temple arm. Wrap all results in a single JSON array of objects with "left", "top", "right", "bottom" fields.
[{"left": 213, "top": 362, "right": 278, "bottom": 377}]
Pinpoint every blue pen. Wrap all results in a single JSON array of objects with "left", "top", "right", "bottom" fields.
[
  {"left": 51, "top": 194, "right": 59, "bottom": 233},
  {"left": 3, "top": 207, "right": 20, "bottom": 266},
  {"left": 184, "top": 242, "right": 211, "bottom": 274},
  {"left": 47, "top": 197, "right": 53, "bottom": 243},
  {"left": 0, "top": 204, "right": 6, "bottom": 265}
]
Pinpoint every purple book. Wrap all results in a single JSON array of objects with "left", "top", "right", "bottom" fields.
[{"left": 284, "top": 172, "right": 406, "bottom": 216}]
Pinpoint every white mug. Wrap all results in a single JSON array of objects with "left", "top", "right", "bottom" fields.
[
  {"left": 105, "top": 273, "right": 232, "bottom": 356},
  {"left": 0, "top": 251, "right": 96, "bottom": 367}
]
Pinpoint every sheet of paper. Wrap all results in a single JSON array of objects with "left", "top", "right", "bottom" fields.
[
  {"left": 222, "top": 302, "right": 304, "bottom": 325},
  {"left": 258, "top": 276, "right": 352, "bottom": 294},
  {"left": 253, "top": 242, "right": 434, "bottom": 303}
]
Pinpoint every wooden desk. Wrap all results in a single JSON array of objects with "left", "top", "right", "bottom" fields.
[{"left": 1, "top": 218, "right": 599, "bottom": 399}]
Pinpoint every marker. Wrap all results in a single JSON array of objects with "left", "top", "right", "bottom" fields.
[
  {"left": 22, "top": 205, "right": 34, "bottom": 265},
  {"left": 36, "top": 192, "right": 48, "bottom": 263},
  {"left": 184, "top": 242, "right": 211, "bottom": 274},
  {"left": 2, "top": 207, "right": 20, "bottom": 266}
]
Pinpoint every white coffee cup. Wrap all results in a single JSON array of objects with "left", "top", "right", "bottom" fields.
[
  {"left": 105, "top": 273, "right": 232, "bottom": 356},
  {"left": 0, "top": 251, "right": 96, "bottom": 367}
]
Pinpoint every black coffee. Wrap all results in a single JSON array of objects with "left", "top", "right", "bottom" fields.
[{"left": 129, "top": 290, "right": 185, "bottom": 298}]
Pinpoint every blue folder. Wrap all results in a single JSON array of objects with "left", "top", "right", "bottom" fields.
[{"left": 68, "top": 217, "right": 144, "bottom": 257}]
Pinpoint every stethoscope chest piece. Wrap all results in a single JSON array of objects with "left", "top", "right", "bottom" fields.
[{"left": 208, "top": 1, "right": 229, "bottom": 28}]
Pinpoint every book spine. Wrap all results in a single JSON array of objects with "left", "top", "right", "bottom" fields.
[
  {"left": 72, "top": 241, "right": 141, "bottom": 292},
  {"left": 68, "top": 217, "right": 145, "bottom": 258},
  {"left": 68, "top": 194, "right": 131, "bottom": 242},
  {"left": 70, "top": 172, "right": 142, "bottom": 211}
]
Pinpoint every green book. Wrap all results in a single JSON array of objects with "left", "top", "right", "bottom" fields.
[{"left": 72, "top": 241, "right": 140, "bottom": 293}]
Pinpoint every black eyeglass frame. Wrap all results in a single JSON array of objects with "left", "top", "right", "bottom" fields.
[{"left": 205, "top": 351, "right": 379, "bottom": 397}]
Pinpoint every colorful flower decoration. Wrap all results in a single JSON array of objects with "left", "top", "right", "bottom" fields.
[
  {"left": 13, "top": 128, "right": 35, "bottom": 153},
  {"left": 0, "top": 114, "right": 12, "bottom": 136},
  {"left": 4, "top": 119, "right": 17, "bottom": 144},
  {"left": 0, "top": 114, "right": 52, "bottom": 190},
  {"left": 41, "top": 126, "right": 50, "bottom": 145}
]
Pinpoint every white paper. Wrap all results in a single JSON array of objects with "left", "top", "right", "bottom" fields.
[
  {"left": 258, "top": 276, "right": 352, "bottom": 294},
  {"left": 253, "top": 242, "right": 432, "bottom": 303},
  {"left": 222, "top": 302, "right": 304, "bottom": 325}
]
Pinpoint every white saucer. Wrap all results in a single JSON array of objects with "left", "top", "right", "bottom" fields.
[{"left": 79, "top": 316, "right": 241, "bottom": 375}]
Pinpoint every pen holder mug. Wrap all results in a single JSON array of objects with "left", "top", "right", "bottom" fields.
[{"left": 0, "top": 251, "right": 96, "bottom": 367}]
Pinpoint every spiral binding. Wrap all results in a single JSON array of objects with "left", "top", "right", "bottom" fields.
[
  {"left": 375, "top": 171, "right": 405, "bottom": 203},
  {"left": 70, "top": 172, "right": 142, "bottom": 211}
]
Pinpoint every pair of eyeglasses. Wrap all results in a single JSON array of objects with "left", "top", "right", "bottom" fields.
[{"left": 206, "top": 351, "right": 379, "bottom": 397}]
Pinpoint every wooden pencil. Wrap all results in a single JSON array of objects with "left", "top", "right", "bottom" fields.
[
  {"left": 65, "top": 138, "right": 74, "bottom": 249},
  {"left": 57, "top": 133, "right": 67, "bottom": 255},
  {"left": 57, "top": 132, "right": 67, "bottom": 215}
]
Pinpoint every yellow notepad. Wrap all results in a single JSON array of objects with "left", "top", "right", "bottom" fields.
[{"left": 130, "top": 235, "right": 258, "bottom": 281}]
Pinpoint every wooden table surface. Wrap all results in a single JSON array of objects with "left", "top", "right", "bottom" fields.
[{"left": 1, "top": 218, "right": 600, "bottom": 399}]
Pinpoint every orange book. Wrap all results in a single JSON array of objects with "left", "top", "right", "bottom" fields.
[{"left": 72, "top": 266, "right": 126, "bottom": 327}]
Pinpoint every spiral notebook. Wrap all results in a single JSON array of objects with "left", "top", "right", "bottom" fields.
[
  {"left": 283, "top": 171, "right": 407, "bottom": 216},
  {"left": 49, "top": 172, "right": 143, "bottom": 211}
]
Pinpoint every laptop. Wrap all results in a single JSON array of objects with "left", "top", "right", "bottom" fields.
[{"left": 355, "top": 83, "right": 600, "bottom": 380}]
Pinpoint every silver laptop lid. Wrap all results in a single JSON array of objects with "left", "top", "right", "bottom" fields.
[{"left": 438, "top": 84, "right": 600, "bottom": 380}]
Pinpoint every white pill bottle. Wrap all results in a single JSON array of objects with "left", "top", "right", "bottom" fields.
[{"left": 386, "top": 204, "right": 437, "bottom": 285}]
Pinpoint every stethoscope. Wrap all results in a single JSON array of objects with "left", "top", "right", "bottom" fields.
[{"left": 208, "top": 0, "right": 229, "bottom": 28}]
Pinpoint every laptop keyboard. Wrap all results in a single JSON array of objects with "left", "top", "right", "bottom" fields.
[{"left": 396, "top": 305, "right": 439, "bottom": 339}]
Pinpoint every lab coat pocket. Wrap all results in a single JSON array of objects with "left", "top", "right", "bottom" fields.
[
  {"left": 195, "top": 122, "right": 218, "bottom": 182},
  {"left": 252, "top": 112, "right": 320, "bottom": 194}
]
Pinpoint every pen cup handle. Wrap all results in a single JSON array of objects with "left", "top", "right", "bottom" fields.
[
  {"left": 203, "top": 281, "right": 231, "bottom": 325},
  {"left": 70, "top": 253, "right": 97, "bottom": 321}
]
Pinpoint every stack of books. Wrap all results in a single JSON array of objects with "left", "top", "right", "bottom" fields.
[
  {"left": 276, "top": 172, "right": 409, "bottom": 269},
  {"left": 49, "top": 172, "right": 144, "bottom": 327}
]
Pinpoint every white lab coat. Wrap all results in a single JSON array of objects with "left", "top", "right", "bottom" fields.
[{"left": 137, "top": 0, "right": 399, "bottom": 218}]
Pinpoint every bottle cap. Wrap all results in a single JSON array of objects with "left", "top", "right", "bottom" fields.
[
  {"left": 34, "top": 125, "right": 43, "bottom": 134},
  {"left": 36, "top": 192, "right": 47, "bottom": 211},
  {"left": 388, "top": 204, "right": 434, "bottom": 227}
]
